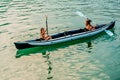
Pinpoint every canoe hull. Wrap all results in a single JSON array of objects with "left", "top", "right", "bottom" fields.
[{"left": 14, "top": 21, "right": 115, "bottom": 49}]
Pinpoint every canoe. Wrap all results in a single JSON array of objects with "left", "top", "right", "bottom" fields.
[{"left": 14, "top": 21, "right": 115, "bottom": 49}]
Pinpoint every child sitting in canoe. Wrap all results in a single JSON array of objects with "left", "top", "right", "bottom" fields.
[
  {"left": 85, "top": 18, "right": 95, "bottom": 31},
  {"left": 40, "top": 28, "right": 52, "bottom": 40}
]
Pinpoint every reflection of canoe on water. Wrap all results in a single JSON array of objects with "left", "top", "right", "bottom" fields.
[{"left": 14, "top": 21, "right": 115, "bottom": 49}]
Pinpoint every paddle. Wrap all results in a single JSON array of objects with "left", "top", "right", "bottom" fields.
[
  {"left": 76, "top": 11, "right": 87, "bottom": 18},
  {"left": 76, "top": 11, "right": 114, "bottom": 36},
  {"left": 45, "top": 15, "right": 48, "bottom": 35},
  {"left": 105, "top": 30, "right": 113, "bottom": 36}
]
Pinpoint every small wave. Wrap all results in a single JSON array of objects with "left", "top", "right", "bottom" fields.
[
  {"left": 0, "top": 30, "right": 8, "bottom": 34},
  {"left": 0, "top": 10, "right": 7, "bottom": 13},
  {"left": 0, "top": 5, "right": 6, "bottom": 8},
  {"left": 0, "top": 23, "right": 11, "bottom": 27}
]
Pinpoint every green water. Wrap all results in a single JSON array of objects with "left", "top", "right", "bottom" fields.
[{"left": 0, "top": 0, "right": 120, "bottom": 80}]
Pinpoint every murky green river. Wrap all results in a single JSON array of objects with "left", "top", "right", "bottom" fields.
[{"left": 0, "top": 0, "right": 120, "bottom": 80}]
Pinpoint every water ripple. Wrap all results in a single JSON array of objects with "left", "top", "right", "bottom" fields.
[
  {"left": 0, "top": 0, "right": 120, "bottom": 80},
  {"left": 0, "top": 22, "right": 11, "bottom": 27}
]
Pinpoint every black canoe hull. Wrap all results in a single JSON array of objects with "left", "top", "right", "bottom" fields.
[
  {"left": 14, "top": 42, "right": 35, "bottom": 50},
  {"left": 14, "top": 21, "right": 115, "bottom": 49}
]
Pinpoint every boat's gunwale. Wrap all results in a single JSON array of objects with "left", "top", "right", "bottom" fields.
[{"left": 28, "top": 24, "right": 108, "bottom": 43}]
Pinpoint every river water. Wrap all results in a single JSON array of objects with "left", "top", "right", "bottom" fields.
[{"left": 0, "top": 0, "right": 120, "bottom": 80}]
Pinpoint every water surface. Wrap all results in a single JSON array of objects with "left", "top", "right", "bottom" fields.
[{"left": 0, "top": 0, "right": 120, "bottom": 80}]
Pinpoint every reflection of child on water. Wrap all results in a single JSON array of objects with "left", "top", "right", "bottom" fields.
[
  {"left": 85, "top": 18, "right": 95, "bottom": 31},
  {"left": 40, "top": 28, "right": 52, "bottom": 40}
]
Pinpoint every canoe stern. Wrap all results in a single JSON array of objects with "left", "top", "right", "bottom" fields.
[{"left": 14, "top": 42, "right": 34, "bottom": 49}]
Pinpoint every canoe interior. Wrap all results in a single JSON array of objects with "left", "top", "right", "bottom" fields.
[
  {"left": 34, "top": 24, "right": 104, "bottom": 41},
  {"left": 36, "top": 21, "right": 115, "bottom": 41}
]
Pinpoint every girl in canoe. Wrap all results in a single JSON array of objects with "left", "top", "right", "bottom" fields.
[
  {"left": 85, "top": 18, "right": 95, "bottom": 31},
  {"left": 40, "top": 28, "right": 52, "bottom": 40}
]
